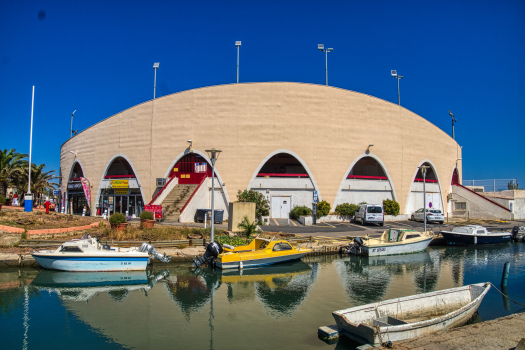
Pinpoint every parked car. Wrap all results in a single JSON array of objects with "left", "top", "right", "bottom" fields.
[
  {"left": 411, "top": 208, "right": 444, "bottom": 224},
  {"left": 354, "top": 204, "right": 384, "bottom": 226}
]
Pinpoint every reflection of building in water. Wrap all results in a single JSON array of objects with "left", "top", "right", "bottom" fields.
[
  {"left": 31, "top": 270, "right": 169, "bottom": 302},
  {"left": 335, "top": 248, "right": 466, "bottom": 304},
  {"left": 218, "top": 261, "right": 319, "bottom": 317}
]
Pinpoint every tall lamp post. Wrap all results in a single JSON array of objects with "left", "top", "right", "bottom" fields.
[
  {"left": 391, "top": 70, "right": 403, "bottom": 105},
  {"left": 26, "top": 86, "right": 35, "bottom": 212},
  {"left": 153, "top": 62, "right": 159, "bottom": 100},
  {"left": 70, "top": 110, "right": 76, "bottom": 138},
  {"left": 235, "top": 41, "right": 241, "bottom": 83},
  {"left": 448, "top": 110, "right": 457, "bottom": 140},
  {"left": 318, "top": 44, "right": 333, "bottom": 86},
  {"left": 420, "top": 165, "right": 430, "bottom": 233},
  {"left": 205, "top": 148, "right": 222, "bottom": 243}
]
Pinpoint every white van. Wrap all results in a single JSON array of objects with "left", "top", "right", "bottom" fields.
[{"left": 354, "top": 204, "right": 384, "bottom": 226}]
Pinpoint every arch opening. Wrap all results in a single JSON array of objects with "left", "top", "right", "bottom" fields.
[
  {"left": 249, "top": 152, "right": 317, "bottom": 219},
  {"left": 97, "top": 156, "right": 144, "bottom": 218},
  {"left": 66, "top": 161, "right": 88, "bottom": 216},
  {"left": 334, "top": 155, "right": 395, "bottom": 209},
  {"left": 168, "top": 153, "right": 212, "bottom": 185},
  {"left": 405, "top": 161, "right": 444, "bottom": 216}
]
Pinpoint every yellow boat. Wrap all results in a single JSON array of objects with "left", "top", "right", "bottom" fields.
[{"left": 215, "top": 237, "right": 311, "bottom": 269}]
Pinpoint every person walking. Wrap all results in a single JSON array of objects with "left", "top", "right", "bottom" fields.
[{"left": 13, "top": 194, "right": 18, "bottom": 206}]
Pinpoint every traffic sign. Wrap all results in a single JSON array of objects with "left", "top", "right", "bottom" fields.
[
  {"left": 313, "top": 190, "right": 318, "bottom": 203},
  {"left": 53, "top": 190, "right": 59, "bottom": 196}
]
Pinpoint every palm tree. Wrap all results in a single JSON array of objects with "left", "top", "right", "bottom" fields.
[
  {"left": 11, "top": 163, "right": 58, "bottom": 205},
  {"left": 0, "top": 149, "right": 28, "bottom": 197}
]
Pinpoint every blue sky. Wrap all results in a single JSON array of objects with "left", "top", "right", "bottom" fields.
[{"left": 1, "top": 0, "right": 524, "bottom": 184}]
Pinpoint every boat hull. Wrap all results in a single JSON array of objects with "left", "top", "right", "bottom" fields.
[
  {"left": 333, "top": 283, "right": 490, "bottom": 346},
  {"left": 441, "top": 231, "right": 511, "bottom": 246},
  {"left": 216, "top": 252, "right": 308, "bottom": 269},
  {"left": 362, "top": 237, "right": 432, "bottom": 256},
  {"left": 32, "top": 254, "right": 149, "bottom": 272}
]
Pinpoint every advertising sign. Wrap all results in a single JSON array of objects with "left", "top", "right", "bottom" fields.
[
  {"left": 313, "top": 190, "right": 318, "bottom": 204},
  {"left": 111, "top": 180, "right": 129, "bottom": 188},
  {"left": 115, "top": 189, "right": 129, "bottom": 195},
  {"left": 144, "top": 205, "right": 163, "bottom": 219}
]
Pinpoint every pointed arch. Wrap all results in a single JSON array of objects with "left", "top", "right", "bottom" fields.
[
  {"left": 163, "top": 149, "right": 231, "bottom": 204},
  {"left": 67, "top": 159, "right": 85, "bottom": 181},
  {"left": 247, "top": 149, "right": 321, "bottom": 199},
  {"left": 334, "top": 153, "right": 397, "bottom": 207},
  {"left": 404, "top": 159, "right": 444, "bottom": 214}
]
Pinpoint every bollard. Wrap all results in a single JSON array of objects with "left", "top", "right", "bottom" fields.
[
  {"left": 501, "top": 261, "right": 510, "bottom": 287},
  {"left": 61, "top": 206, "right": 65, "bottom": 214},
  {"left": 82, "top": 208, "right": 86, "bottom": 216},
  {"left": 501, "top": 285, "right": 511, "bottom": 311},
  {"left": 103, "top": 209, "right": 107, "bottom": 220}
]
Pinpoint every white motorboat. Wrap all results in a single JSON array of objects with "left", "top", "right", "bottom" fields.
[
  {"left": 346, "top": 229, "right": 433, "bottom": 256},
  {"left": 332, "top": 282, "right": 490, "bottom": 346},
  {"left": 440, "top": 225, "right": 511, "bottom": 246},
  {"left": 32, "top": 234, "right": 170, "bottom": 272}
]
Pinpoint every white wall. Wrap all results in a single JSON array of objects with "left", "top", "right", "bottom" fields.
[
  {"left": 152, "top": 177, "right": 178, "bottom": 205},
  {"left": 406, "top": 182, "right": 443, "bottom": 214},
  {"left": 179, "top": 178, "right": 229, "bottom": 222},
  {"left": 250, "top": 177, "right": 314, "bottom": 190},
  {"left": 334, "top": 179, "right": 393, "bottom": 207},
  {"left": 253, "top": 188, "right": 315, "bottom": 216}
]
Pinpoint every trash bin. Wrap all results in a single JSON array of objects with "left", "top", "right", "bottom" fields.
[
  {"left": 213, "top": 209, "right": 224, "bottom": 224},
  {"left": 195, "top": 209, "right": 212, "bottom": 223}
]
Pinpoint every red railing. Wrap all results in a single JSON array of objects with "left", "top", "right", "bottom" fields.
[
  {"left": 180, "top": 176, "right": 208, "bottom": 214},
  {"left": 148, "top": 176, "right": 177, "bottom": 205},
  {"left": 453, "top": 184, "right": 511, "bottom": 212},
  {"left": 347, "top": 175, "right": 388, "bottom": 180},
  {"left": 104, "top": 174, "right": 136, "bottom": 179},
  {"left": 414, "top": 178, "right": 438, "bottom": 183},
  {"left": 257, "top": 173, "right": 309, "bottom": 177}
]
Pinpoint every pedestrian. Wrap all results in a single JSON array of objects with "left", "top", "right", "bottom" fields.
[
  {"left": 45, "top": 199, "right": 51, "bottom": 214},
  {"left": 13, "top": 193, "right": 18, "bottom": 206}
]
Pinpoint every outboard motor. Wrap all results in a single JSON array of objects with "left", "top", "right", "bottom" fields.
[
  {"left": 193, "top": 241, "right": 223, "bottom": 267},
  {"left": 346, "top": 236, "right": 365, "bottom": 255},
  {"left": 139, "top": 243, "right": 171, "bottom": 263}
]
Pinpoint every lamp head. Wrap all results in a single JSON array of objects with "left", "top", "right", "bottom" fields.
[
  {"left": 391, "top": 70, "right": 397, "bottom": 77},
  {"left": 235, "top": 41, "right": 241, "bottom": 47},
  {"left": 153, "top": 62, "right": 159, "bottom": 69},
  {"left": 205, "top": 148, "right": 222, "bottom": 161},
  {"left": 318, "top": 44, "right": 324, "bottom": 51},
  {"left": 71, "top": 110, "right": 76, "bottom": 117},
  {"left": 369, "top": 143, "right": 374, "bottom": 147}
]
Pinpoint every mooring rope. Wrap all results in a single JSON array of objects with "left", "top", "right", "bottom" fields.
[{"left": 488, "top": 282, "right": 525, "bottom": 307}]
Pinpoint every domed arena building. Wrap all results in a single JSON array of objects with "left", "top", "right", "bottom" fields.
[{"left": 60, "top": 82, "right": 462, "bottom": 221}]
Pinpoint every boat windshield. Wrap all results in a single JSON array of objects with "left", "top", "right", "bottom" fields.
[
  {"left": 272, "top": 243, "right": 293, "bottom": 251},
  {"left": 367, "top": 206, "right": 382, "bottom": 213},
  {"left": 59, "top": 246, "right": 84, "bottom": 253}
]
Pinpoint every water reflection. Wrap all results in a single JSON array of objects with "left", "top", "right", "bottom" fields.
[
  {"left": 216, "top": 261, "right": 318, "bottom": 317},
  {"left": 31, "top": 270, "right": 169, "bottom": 302},
  {"left": 336, "top": 251, "right": 438, "bottom": 303}
]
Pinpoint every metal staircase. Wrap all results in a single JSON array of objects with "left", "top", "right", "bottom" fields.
[{"left": 161, "top": 184, "right": 198, "bottom": 221}]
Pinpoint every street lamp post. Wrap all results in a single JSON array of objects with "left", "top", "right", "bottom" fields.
[
  {"left": 318, "top": 44, "right": 333, "bottom": 86},
  {"left": 391, "top": 70, "right": 403, "bottom": 105},
  {"left": 448, "top": 110, "right": 457, "bottom": 140},
  {"left": 420, "top": 165, "right": 430, "bottom": 233},
  {"left": 153, "top": 63, "right": 159, "bottom": 100},
  {"left": 70, "top": 110, "right": 76, "bottom": 138},
  {"left": 235, "top": 41, "right": 241, "bottom": 83},
  {"left": 26, "top": 86, "right": 35, "bottom": 212},
  {"left": 205, "top": 148, "right": 222, "bottom": 243}
]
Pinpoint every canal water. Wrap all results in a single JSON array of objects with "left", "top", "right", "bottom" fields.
[{"left": 1, "top": 243, "right": 524, "bottom": 350}]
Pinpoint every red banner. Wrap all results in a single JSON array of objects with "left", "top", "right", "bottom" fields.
[{"left": 144, "top": 205, "right": 163, "bottom": 219}]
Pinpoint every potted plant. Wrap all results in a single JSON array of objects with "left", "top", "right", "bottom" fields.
[
  {"left": 139, "top": 210, "right": 156, "bottom": 229},
  {"left": 109, "top": 212, "right": 128, "bottom": 231},
  {"left": 0, "top": 195, "right": 5, "bottom": 211}
]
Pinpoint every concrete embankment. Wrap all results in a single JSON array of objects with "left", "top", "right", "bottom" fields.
[{"left": 371, "top": 312, "right": 525, "bottom": 350}]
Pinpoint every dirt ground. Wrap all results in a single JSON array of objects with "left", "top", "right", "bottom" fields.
[{"left": 0, "top": 209, "right": 99, "bottom": 230}]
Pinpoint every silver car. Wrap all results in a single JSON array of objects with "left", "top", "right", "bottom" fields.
[{"left": 411, "top": 208, "right": 444, "bottom": 224}]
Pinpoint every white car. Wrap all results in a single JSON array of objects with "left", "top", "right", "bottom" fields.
[{"left": 411, "top": 208, "right": 444, "bottom": 224}]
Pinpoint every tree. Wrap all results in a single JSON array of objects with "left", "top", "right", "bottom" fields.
[
  {"left": 508, "top": 180, "right": 518, "bottom": 190},
  {"left": 11, "top": 163, "right": 58, "bottom": 205},
  {"left": 0, "top": 149, "right": 27, "bottom": 197},
  {"left": 237, "top": 189, "right": 270, "bottom": 217}
]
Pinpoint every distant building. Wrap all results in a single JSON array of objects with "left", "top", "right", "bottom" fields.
[{"left": 60, "top": 82, "right": 462, "bottom": 220}]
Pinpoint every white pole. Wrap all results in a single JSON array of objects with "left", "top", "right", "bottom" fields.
[
  {"left": 28, "top": 86, "right": 34, "bottom": 194},
  {"left": 211, "top": 159, "right": 215, "bottom": 242},
  {"left": 237, "top": 45, "right": 240, "bottom": 83},
  {"left": 423, "top": 170, "right": 426, "bottom": 233}
]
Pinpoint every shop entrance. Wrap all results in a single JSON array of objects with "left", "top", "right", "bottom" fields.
[{"left": 101, "top": 193, "right": 143, "bottom": 217}]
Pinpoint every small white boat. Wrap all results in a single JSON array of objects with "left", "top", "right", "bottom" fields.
[
  {"left": 332, "top": 282, "right": 490, "bottom": 346},
  {"left": 32, "top": 234, "right": 170, "bottom": 272},
  {"left": 440, "top": 225, "right": 511, "bottom": 246},
  {"left": 346, "top": 229, "right": 433, "bottom": 256}
]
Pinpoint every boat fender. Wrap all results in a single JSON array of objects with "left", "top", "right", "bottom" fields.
[
  {"left": 239, "top": 261, "right": 243, "bottom": 269},
  {"left": 382, "top": 341, "right": 393, "bottom": 348}
]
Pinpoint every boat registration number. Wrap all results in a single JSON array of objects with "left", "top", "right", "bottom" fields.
[
  {"left": 371, "top": 248, "right": 386, "bottom": 252},
  {"left": 121, "top": 262, "right": 132, "bottom": 265}
]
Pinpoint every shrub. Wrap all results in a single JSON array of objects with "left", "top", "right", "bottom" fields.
[
  {"left": 316, "top": 200, "right": 331, "bottom": 218},
  {"left": 109, "top": 212, "right": 126, "bottom": 225},
  {"left": 237, "top": 215, "right": 257, "bottom": 238},
  {"left": 335, "top": 203, "right": 360, "bottom": 217},
  {"left": 237, "top": 189, "right": 270, "bottom": 217},
  {"left": 215, "top": 235, "right": 250, "bottom": 246},
  {"left": 139, "top": 211, "right": 154, "bottom": 220},
  {"left": 0, "top": 195, "right": 5, "bottom": 204},
  {"left": 289, "top": 205, "right": 312, "bottom": 220},
  {"left": 383, "top": 199, "right": 400, "bottom": 216}
]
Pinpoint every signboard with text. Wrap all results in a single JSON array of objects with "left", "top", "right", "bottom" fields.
[
  {"left": 111, "top": 180, "right": 129, "bottom": 188},
  {"left": 144, "top": 205, "right": 163, "bottom": 219}
]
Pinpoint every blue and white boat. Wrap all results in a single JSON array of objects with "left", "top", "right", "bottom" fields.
[
  {"left": 440, "top": 225, "right": 511, "bottom": 246},
  {"left": 32, "top": 234, "right": 170, "bottom": 272}
]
